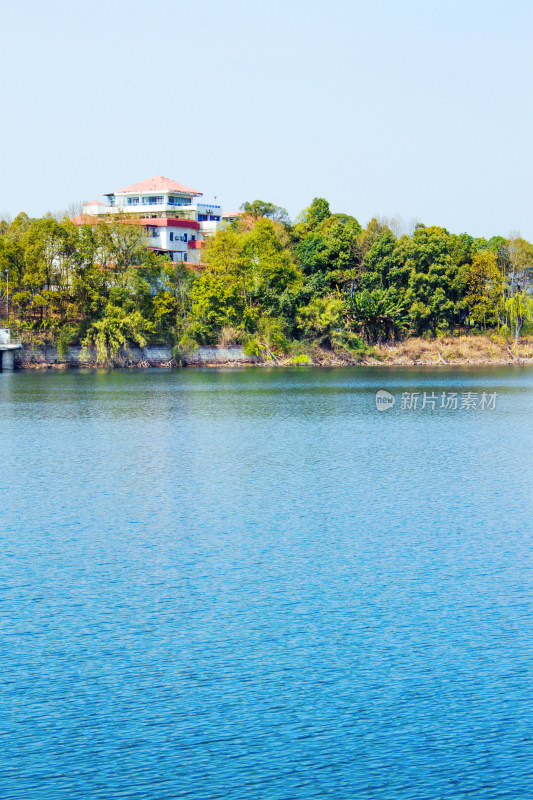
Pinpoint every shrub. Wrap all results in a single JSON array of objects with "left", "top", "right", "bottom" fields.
[
  {"left": 218, "top": 326, "right": 242, "bottom": 347},
  {"left": 172, "top": 330, "right": 199, "bottom": 366},
  {"left": 243, "top": 338, "right": 262, "bottom": 357},
  {"left": 56, "top": 325, "right": 77, "bottom": 360},
  {"left": 257, "top": 316, "right": 288, "bottom": 353},
  {"left": 287, "top": 354, "right": 312, "bottom": 365}
]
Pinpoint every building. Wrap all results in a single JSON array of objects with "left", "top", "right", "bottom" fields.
[
  {"left": 76, "top": 175, "right": 224, "bottom": 264},
  {"left": 222, "top": 211, "right": 244, "bottom": 225}
]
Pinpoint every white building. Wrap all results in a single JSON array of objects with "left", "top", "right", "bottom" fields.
[
  {"left": 222, "top": 211, "right": 244, "bottom": 224},
  {"left": 75, "top": 175, "right": 224, "bottom": 264}
]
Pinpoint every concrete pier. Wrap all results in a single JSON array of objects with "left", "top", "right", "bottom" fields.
[{"left": 0, "top": 330, "right": 22, "bottom": 371}]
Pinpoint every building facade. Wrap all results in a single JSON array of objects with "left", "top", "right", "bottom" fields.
[{"left": 77, "top": 176, "right": 224, "bottom": 264}]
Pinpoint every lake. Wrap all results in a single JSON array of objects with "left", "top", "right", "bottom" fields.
[{"left": 0, "top": 366, "right": 532, "bottom": 799}]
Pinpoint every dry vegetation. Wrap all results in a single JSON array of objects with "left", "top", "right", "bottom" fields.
[
  {"left": 369, "top": 335, "right": 533, "bottom": 366},
  {"left": 274, "top": 335, "right": 533, "bottom": 367}
]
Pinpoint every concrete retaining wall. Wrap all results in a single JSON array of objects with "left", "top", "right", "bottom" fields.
[
  {"left": 15, "top": 344, "right": 260, "bottom": 368},
  {"left": 0, "top": 349, "right": 15, "bottom": 370},
  {"left": 189, "top": 347, "right": 259, "bottom": 364}
]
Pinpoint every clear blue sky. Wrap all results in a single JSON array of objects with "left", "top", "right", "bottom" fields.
[{"left": 2, "top": 0, "right": 532, "bottom": 239}]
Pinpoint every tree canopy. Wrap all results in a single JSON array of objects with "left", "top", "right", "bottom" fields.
[{"left": 1, "top": 200, "right": 531, "bottom": 363}]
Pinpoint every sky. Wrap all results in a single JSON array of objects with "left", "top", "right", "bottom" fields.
[{"left": 1, "top": 0, "right": 532, "bottom": 239}]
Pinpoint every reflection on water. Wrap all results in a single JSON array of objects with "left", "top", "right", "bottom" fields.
[{"left": 1, "top": 367, "right": 532, "bottom": 799}]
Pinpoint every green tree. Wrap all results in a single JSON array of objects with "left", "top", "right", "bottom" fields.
[
  {"left": 361, "top": 228, "right": 405, "bottom": 290},
  {"left": 240, "top": 200, "right": 290, "bottom": 225},
  {"left": 508, "top": 236, "right": 533, "bottom": 293},
  {"left": 505, "top": 292, "right": 533, "bottom": 348},
  {"left": 293, "top": 211, "right": 361, "bottom": 291},
  {"left": 189, "top": 274, "right": 245, "bottom": 344},
  {"left": 82, "top": 304, "right": 150, "bottom": 366},
  {"left": 293, "top": 197, "right": 331, "bottom": 238},
  {"left": 465, "top": 251, "right": 503, "bottom": 331},
  {"left": 242, "top": 219, "right": 301, "bottom": 302},
  {"left": 305, "top": 197, "right": 331, "bottom": 229},
  {"left": 348, "top": 289, "right": 408, "bottom": 343},
  {"left": 296, "top": 295, "right": 346, "bottom": 348}
]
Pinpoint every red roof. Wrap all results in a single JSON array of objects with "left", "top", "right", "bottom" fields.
[
  {"left": 115, "top": 175, "right": 202, "bottom": 196},
  {"left": 83, "top": 200, "right": 105, "bottom": 206},
  {"left": 71, "top": 213, "right": 97, "bottom": 225}
]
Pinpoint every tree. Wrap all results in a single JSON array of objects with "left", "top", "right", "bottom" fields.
[
  {"left": 293, "top": 232, "right": 328, "bottom": 277},
  {"left": 201, "top": 218, "right": 302, "bottom": 335},
  {"left": 293, "top": 197, "right": 331, "bottom": 239},
  {"left": 348, "top": 289, "right": 407, "bottom": 343},
  {"left": 293, "top": 211, "right": 361, "bottom": 291},
  {"left": 242, "top": 219, "right": 301, "bottom": 301},
  {"left": 398, "top": 226, "right": 469, "bottom": 333},
  {"left": 361, "top": 228, "right": 402, "bottom": 290},
  {"left": 189, "top": 274, "right": 245, "bottom": 343},
  {"left": 305, "top": 197, "right": 331, "bottom": 229},
  {"left": 464, "top": 251, "right": 503, "bottom": 331},
  {"left": 508, "top": 236, "right": 533, "bottom": 293},
  {"left": 505, "top": 292, "right": 533, "bottom": 348},
  {"left": 82, "top": 304, "right": 150, "bottom": 366},
  {"left": 321, "top": 217, "right": 362, "bottom": 274},
  {"left": 296, "top": 295, "right": 346, "bottom": 348},
  {"left": 239, "top": 200, "right": 290, "bottom": 225}
]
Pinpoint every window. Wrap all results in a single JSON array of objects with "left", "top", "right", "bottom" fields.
[
  {"left": 183, "top": 253, "right": 187, "bottom": 262},
  {"left": 191, "top": 235, "right": 196, "bottom": 241},
  {"left": 148, "top": 196, "right": 164, "bottom": 205},
  {"left": 169, "top": 232, "right": 174, "bottom": 241},
  {"left": 183, "top": 234, "right": 187, "bottom": 242},
  {"left": 127, "top": 197, "right": 139, "bottom": 205}
]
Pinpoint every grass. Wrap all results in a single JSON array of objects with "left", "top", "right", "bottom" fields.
[{"left": 373, "top": 334, "right": 533, "bottom": 365}]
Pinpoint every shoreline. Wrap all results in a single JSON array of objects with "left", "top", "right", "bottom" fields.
[
  {"left": 9, "top": 335, "right": 533, "bottom": 371},
  {"left": 15, "top": 356, "right": 533, "bottom": 370}
]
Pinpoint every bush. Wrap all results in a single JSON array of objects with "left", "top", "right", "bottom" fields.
[
  {"left": 57, "top": 325, "right": 77, "bottom": 360},
  {"left": 334, "top": 330, "right": 368, "bottom": 356},
  {"left": 218, "top": 326, "right": 243, "bottom": 346},
  {"left": 243, "top": 338, "right": 262, "bottom": 357},
  {"left": 257, "top": 316, "right": 288, "bottom": 352},
  {"left": 287, "top": 354, "right": 312, "bottom": 365},
  {"left": 172, "top": 330, "right": 199, "bottom": 366}
]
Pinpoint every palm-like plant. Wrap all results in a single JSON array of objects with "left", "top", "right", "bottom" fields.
[{"left": 348, "top": 289, "right": 408, "bottom": 343}]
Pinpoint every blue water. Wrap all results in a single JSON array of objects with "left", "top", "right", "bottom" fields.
[{"left": 0, "top": 366, "right": 532, "bottom": 799}]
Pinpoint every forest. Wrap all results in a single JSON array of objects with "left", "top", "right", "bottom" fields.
[{"left": 0, "top": 198, "right": 532, "bottom": 365}]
